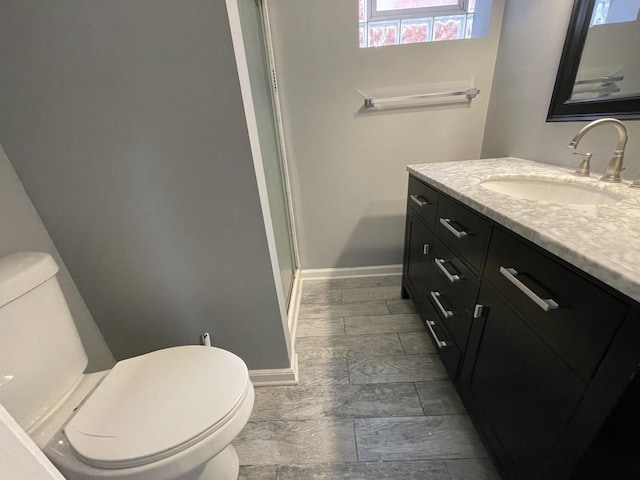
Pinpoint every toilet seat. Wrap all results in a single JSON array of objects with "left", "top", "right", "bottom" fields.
[{"left": 64, "top": 346, "right": 250, "bottom": 470}]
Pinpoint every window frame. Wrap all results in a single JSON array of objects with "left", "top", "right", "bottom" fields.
[{"left": 368, "top": 0, "right": 468, "bottom": 21}]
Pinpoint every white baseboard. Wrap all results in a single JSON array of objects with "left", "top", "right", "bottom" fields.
[
  {"left": 249, "top": 353, "right": 298, "bottom": 387},
  {"left": 300, "top": 264, "right": 403, "bottom": 280}
]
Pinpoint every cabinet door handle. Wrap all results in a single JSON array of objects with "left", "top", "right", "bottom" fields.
[
  {"left": 430, "top": 291, "right": 454, "bottom": 318},
  {"left": 434, "top": 258, "right": 461, "bottom": 282},
  {"left": 426, "top": 320, "right": 448, "bottom": 349},
  {"left": 499, "top": 266, "right": 559, "bottom": 312},
  {"left": 410, "top": 194, "right": 429, "bottom": 207},
  {"left": 439, "top": 218, "right": 468, "bottom": 238}
]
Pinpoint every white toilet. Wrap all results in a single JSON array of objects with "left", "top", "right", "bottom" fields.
[{"left": 0, "top": 252, "right": 254, "bottom": 480}]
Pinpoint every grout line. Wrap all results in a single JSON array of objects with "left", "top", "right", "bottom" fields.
[
  {"left": 398, "top": 332, "right": 407, "bottom": 354},
  {"left": 297, "top": 352, "right": 443, "bottom": 364},
  {"left": 413, "top": 382, "right": 427, "bottom": 417},
  {"left": 444, "top": 461, "right": 455, "bottom": 480},
  {"left": 352, "top": 418, "right": 360, "bottom": 462},
  {"left": 296, "top": 331, "right": 427, "bottom": 339}
]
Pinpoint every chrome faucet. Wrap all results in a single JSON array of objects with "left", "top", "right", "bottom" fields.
[{"left": 567, "top": 118, "right": 628, "bottom": 183}]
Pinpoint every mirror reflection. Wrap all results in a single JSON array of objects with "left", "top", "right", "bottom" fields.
[{"left": 570, "top": 1, "right": 640, "bottom": 102}]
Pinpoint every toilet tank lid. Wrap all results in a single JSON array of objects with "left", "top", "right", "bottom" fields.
[{"left": 0, "top": 253, "right": 59, "bottom": 308}]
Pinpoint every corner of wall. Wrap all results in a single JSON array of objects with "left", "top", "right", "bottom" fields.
[{"left": 0, "top": 144, "right": 115, "bottom": 371}]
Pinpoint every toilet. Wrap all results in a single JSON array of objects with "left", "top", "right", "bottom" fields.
[{"left": 0, "top": 252, "right": 254, "bottom": 480}]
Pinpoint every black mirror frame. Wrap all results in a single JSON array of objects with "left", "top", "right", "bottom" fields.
[{"left": 547, "top": 0, "right": 640, "bottom": 122}]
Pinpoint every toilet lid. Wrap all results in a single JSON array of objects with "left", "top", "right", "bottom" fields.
[{"left": 64, "top": 346, "right": 250, "bottom": 469}]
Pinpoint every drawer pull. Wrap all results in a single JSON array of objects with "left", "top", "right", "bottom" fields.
[
  {"left": 439, "top": 218, "right": 468, "bottom": 239},
  {"left": 426, "top": 320, "right": 448, "bottom": 349},
  {"left": 499, "top": 266, "right": 560, "bottom": 312},
  {"left": 430, "top": 291, "right": 454, "bottom": 318},
  {"left": 435, "top": 258, "right": 461, "bottom": 283},
  {"left": 410, "top": 194, "right": 429, "bottom": 207}
]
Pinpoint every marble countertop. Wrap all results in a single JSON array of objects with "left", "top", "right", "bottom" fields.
[{"left": 407, "top": 157, "right": 640, "bottom": 303}]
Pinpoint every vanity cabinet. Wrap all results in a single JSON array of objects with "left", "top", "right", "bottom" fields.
[{"left": 402, "top": 174, "right": 640, "bottom": 480}]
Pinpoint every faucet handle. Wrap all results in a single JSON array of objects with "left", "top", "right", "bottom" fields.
[
  {"left": 631, "top": 175, "right": 640, "bottom": 189},
  {"left": 572, "top": 151, "right": 592, "bottom": 177}
]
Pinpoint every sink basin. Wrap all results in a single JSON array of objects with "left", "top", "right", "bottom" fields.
[{"left": 479, "top": 177, "right": 621, "bottom": 205}]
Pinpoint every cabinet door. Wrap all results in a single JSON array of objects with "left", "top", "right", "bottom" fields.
[
  {"left": 403, "top": 209, "right": 434, "bottom": 305},
  {"left": 465, "top": 284, "right": 585, "bottom": 480}
]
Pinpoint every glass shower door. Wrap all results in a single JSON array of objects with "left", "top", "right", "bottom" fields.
[{"left": 237, "top": 0, "right": 296, "bottom": 304}]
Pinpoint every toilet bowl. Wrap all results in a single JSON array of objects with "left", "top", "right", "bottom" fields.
[
  {"left": 0, "top": 252, "right": 254, "bottom": 480},
  {"left": 39, "top": 346, "right": 255, "bottom": 480}
]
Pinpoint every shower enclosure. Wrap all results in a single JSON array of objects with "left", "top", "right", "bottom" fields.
[{"left": 236, "top": 0, "right": 298, "bottom": 307}]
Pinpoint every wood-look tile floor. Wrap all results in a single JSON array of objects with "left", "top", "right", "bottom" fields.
[{"left": 234, "top": 275, "right": 500, "bottom": 480}]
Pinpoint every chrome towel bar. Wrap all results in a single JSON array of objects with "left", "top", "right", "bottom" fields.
[{"left": 364, "top": 87, "right": 480, "bottom": 109}]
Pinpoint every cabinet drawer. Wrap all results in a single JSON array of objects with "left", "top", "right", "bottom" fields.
[
  {"left": 426, "top": 288, "right": 473, "bottom": 354},
  {"left": 408, "top": 176, "right": 439, "bottom": 227},
  {"left": 427, "top": 238, "right": 479, "bottom": 351},
  {"left": 420, "top": 295, "right": 462, "bottom": 379},
  {"left": 435, "top": 194, "right": 490, "bottom": 272},
  {"left": 484, "top": 227, "right": 630, "bottom": 381},
  {"left": 429, "top": 237, "right": 480, "bottom": 315}
]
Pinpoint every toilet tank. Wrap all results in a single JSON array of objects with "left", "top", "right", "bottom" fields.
[{"left": 0, "top": 252, "right": 88, "bottom": 431}]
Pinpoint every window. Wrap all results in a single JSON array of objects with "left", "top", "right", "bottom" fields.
[
  {"left": 590, "top": 0, "right": 640, "bottom": 26},
  {"left": 359, "top": 0, "right": 492, "bottom": 48},
  {"left": 372, "top": 0, "right": 465, "bottom": 18}
]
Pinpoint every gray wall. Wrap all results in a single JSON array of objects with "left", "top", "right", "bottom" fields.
[
  {"left": 482, "top": 0, "right": 640, "bottom": 177},
  {"left": 0, "top": 0, "right": 290, "bottom": 369},
  {"left": 267, "top": 0, "right": 505, "bottom": 269},
  {"left": 0, "top": 145, "right": 114, "bottom": 372}
]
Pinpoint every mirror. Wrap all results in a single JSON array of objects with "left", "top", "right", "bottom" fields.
[{"left": 548, "top": 0, "right": 640, "bottom": 121}]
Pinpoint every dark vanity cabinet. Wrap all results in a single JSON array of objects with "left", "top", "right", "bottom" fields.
[{"left": 402, "top": 174, "right": 640, "bottom": 480}]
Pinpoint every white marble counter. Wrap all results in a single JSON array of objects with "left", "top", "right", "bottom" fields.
[{"left": 407, "top": 157, "right": 640, "bottom": 303}]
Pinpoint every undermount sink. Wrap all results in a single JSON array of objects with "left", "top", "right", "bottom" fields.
[{"left": 479, "top": 176, "right": 621, "bottom": 205}]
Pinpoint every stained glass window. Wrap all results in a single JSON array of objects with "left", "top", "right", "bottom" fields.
[{"left": 359, "top": 0, "right": 491, "bottom": 48}]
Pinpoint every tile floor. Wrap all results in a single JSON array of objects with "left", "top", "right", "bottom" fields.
[{"left": 234, "top": 275, "right": 500, "bottom": 480}]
